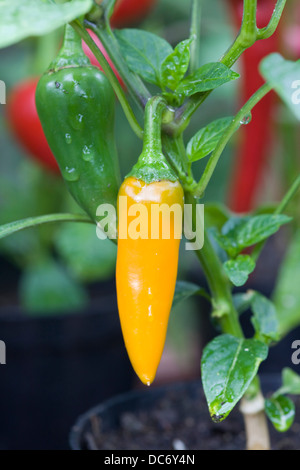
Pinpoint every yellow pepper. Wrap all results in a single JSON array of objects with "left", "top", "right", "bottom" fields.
[
  {"left": 116, "top": 176, "right": 184, "bottom": 385},
  {"left": 115, "top": 97, "right": 184, "bottom": 385}
]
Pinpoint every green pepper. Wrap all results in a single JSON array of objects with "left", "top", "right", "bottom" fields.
[{"left": 36, "top": 24, "right": 121, "bottom": 237}]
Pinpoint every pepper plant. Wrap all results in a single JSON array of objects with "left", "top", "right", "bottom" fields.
[{"left": 1, "top": 0, "right": 300, "bottom": 450}]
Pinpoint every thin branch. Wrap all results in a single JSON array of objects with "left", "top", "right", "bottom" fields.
[
  {"left": 168, "top": 0, "right": 286, "bottom": 135},
  {"left": 70, "top": 20, "right": 144, "bottom": 140},
  {"left": 0, "top": 213, "right": 94, "bottom": 241},
  {"left": 193, "top": 83, "right": 272, "bottom": 198},
  {"left": 257, "top": 0, "right": 287, "bottom": 40},
  {"left": 189, "top": 0, "right": 202, "bottom": 73}
]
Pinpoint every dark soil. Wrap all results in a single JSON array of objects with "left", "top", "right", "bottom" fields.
[{"left": 73, "top": 380, "right": 300, "bottom": 450}]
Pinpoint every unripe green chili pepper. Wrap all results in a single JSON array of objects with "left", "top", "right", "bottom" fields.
[
  {"left": 36, "top": 25, "right": 121, "bottom": 236},
  {"left": 116, "top": 96, "right": 184, "bottom": 385}
]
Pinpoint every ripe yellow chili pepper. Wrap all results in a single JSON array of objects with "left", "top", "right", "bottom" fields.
[
  {"left": 116, "top": 176, "right": 184, "bottom": 385},
  {"left": 116, "top": 96, "right": 184, "bottom": 385}
]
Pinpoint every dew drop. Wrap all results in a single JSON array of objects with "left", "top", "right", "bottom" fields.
[
  {"left": 82, "top": 145, "right": 94, "bottom": 162},
  {"left": 240, "top": 112, "right": 252, "bottom": 125},
  {"left": 65, "top": 133, "right": 72, "bottom": 144},
  {"left": 71, "top": 113, "right": 84, "bottom": 130},
  {"left": 62, "top": 166, "right": 80, "bottom": 182}
]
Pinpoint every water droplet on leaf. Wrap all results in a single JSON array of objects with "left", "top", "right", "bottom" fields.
[
  {"left": 62, "top": 166, "right": 80, "bottom": 182},
  {"left": 71, "top": 114, "right": 84, "bottom": 130},
  {"left": 82, "top": 145, "right": 94, "bottom": 162},
  {"left": 65, "top": 133, "right": 72, "bottom": 144},
  {"left": 240, "top": 112, "right": 252, "bottom": 125}
]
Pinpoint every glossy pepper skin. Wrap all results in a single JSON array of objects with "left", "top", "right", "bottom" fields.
[
  {"left": 116, "top": 97, "right": 184, "bottom": 385},
  {"left": 228, "top": 0, "right": 280, "bottom": 213},
  {"left": 36, "top": 25, "right": 120, "bottom": 232}
]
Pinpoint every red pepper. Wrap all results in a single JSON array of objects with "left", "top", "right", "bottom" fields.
[
  {"left": 6, "top": 77, "right": 60, "bottom": 173},
  {"left": 82, "top": 29, "right": 125, "bottom": 88},
  {"left": 110, "top": 0, "right": 157, "bottom": 28},
  {"left": 227, "top": 0, "right": 281, "bottom": 213}
]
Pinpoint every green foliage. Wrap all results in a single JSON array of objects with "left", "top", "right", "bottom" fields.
[
  {"left": 160, "top": 39, "right": 192, "bottom": 92},
  {"left": 54, "top": 223, "right": 117, "bottom": 283},
  {"left": 201, "top": 334, "right": 268, "bottom": 422},
  {"left": 260, "top": 54, "right": 300, "bottom": 121},
  {"left": 19, "top": 258, "right": 88, "bottom": 315},
  {"left": 176, "top": 63, "right": 239, "bottom": 97},
  {"left": 251, "top": 293, "right": 280, "bottom": 344},
  {"left": 187, "top": 117, "right": 233, "bottom": 162},
  {"left": 0, "top": 0, "right": 93, "bottom": 48},
  {"left": 273, "top": 230, "right": 300, "bottom": 336},
  {"left": 215, "top": 214, "right": 292, "bottom": 258},
  {"left": 223, "top": 255, "right": 255, "bottom": 287},
  {"left": 265, "top": 395, "right": 295, "bottom": 433},
  {"left": 265, "top": 368, "right": 300, "bottom": 433},
  {"left": 281, "top": 368, "right": 300, "bottom": 396},
  {"left": 204, "top": 204, "right": 231, "bottom": 231},
  {"left": 116, "top": 29, "right": 238, "bottom": 105},
  {"left": 172, "top": 280, "right": 210, "bottom": 309},
  {"left": 115, "top": 29, "right": 173, "bottom": 87}
]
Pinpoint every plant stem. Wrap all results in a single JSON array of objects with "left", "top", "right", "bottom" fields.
[
  {"left": 274, "top": 174, "right": 300, "bottom": 216},
  {"left": 185, "top": 192, "right": 243, "bottom": 337},
  {"left": 89, "top": 21, "right": 151, "bottom": 110},
  {"left": 142, "top": 96, "right": 166, "bottom": 156},
  {"left": 189, "top": 0, "right": 202, "bottom": 73},
  {"left": 194, "top": 82, "right": 272, "bottom": 198},
  {"left": 257, "top": 0, "right": 287, "bottom": 39},
  {"left": 169, "top": 0, "right": 286, "bottom": 134},
  {"left": 240, "top": 391, "right": 271, "bottom": 450},
  {"left": 162, "top": 134, "right": 197, "bottom": 190},
  {"left": 185, "top": 192, "right": 270, "bottom": 449},
  {"left": 221, "top": 0, "right": 257, "bottom": 67},
  {"left": 70, "top": 20, "right": 144, "bottom": 140}
]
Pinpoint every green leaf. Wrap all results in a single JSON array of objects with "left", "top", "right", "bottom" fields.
[
  {"left": 223, "top": 255, "right": 255, "bottom": 287},
  {"left": 176, "top": 62, "right": 239, "bottom": 97},
  {"left": 265, "top": 395, "right": 295, "bottom": 432},
  {"left": 172, "top": 281, "right": 210, "bottom": 308},
  {"left": 201, "top": 334, "right": 268, "bottom": 422},
  {"left": 260, "top": 54, "right": 300, "bottom": 121},
  {"left": 216, "top": 214, "right": 292, "bottom": 258},
  {"left": 282, "top": 368, "right": 300, "bottom": 395},
  {"left": 204, "top": 203, "right": 230, "bottom": 231},
  {"left": 233, "top": 291, "right": 255, "bottom": 315},
  {"left": 0, "top": 0, "right": 93, "bottom": 49},
  {"left": 115, "top": 29, "right": 173, "bottom": 86},
  {"left": 186, "top": 117, "right": 233, "bottom": 162},
  {"left": 54, "top": 223, "right": 117, "bottom": 282},
  {"left": 160, "top": 39, "right": 192, "bottom": 91},
  {"left": 273, "top": 230, "right": 300, "bottom": 336},
  {"left": 251, "top": 292, "right": 280, "bottom": 344},
  {"left": 20, "top": 259, "right": 88, "bottom": 315}
]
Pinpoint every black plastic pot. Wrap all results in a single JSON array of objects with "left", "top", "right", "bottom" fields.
[
  {"left": 0, "top": 292, "right": 134, "bottom": 450},
  {"left": 70, "top": 376, "right": 300, "bottom": 451}
]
